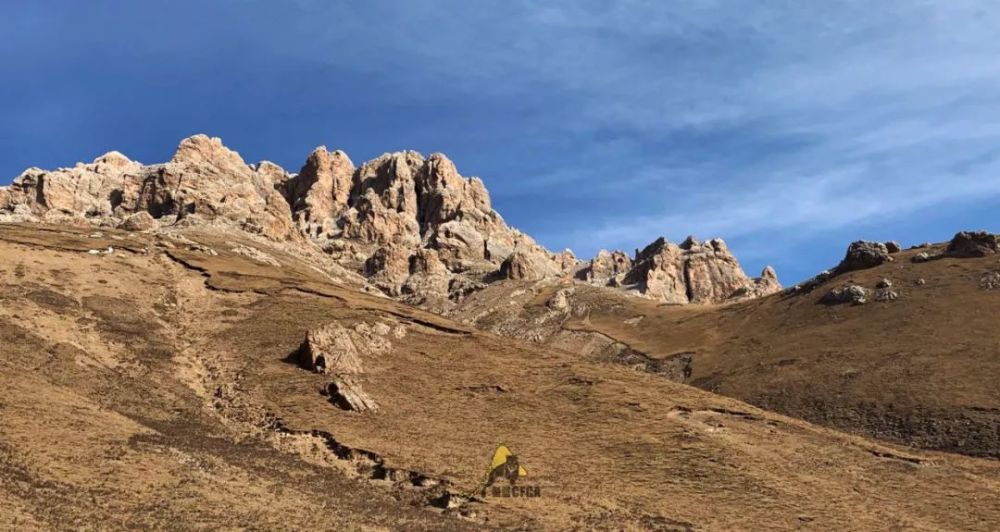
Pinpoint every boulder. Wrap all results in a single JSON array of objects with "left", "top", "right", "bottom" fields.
[
  {"left": 946, "top": 231, "right": 998, "bottom": 258},
  {"left": 835, "top": 241, "right": 893, "bottom": 274},
  {"left": 885, "top": 241, "right": 902, "bottom": 253},
  {"left": 820, "top": 285, "right": 869, "bottom": 305},
  {"left": 119, "top": 211, "right": 157, "bottom": 232},
  {"left": 326, "top": 378, "right": 380, "bottom": 413}
]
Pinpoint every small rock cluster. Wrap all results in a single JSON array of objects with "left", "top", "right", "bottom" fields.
[
  {"left": 874, "top": 278, "right": 899, "bottom": 302},
  {"left": 820, "top": 284, "right": 870, "bottom": 305},
  {"left": 821, "top": 278, "right": 899, "bottom": 306},
  {"left": 980, "top": 271, "right": 1000, "bottom": 290}
]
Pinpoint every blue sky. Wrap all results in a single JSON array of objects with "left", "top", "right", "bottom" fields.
[{"left": 3, "top": 1, "right": 1000, "bottom": 283}]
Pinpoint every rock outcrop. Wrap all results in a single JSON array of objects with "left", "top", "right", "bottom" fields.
[
  {"left": 835, "top": 241, "right": 894, "bottom": 274},
  {"left": 946, "top": 231, "right": 998, "bottom": 258},
  {"left": 284, "top": 147, "right": 355, "bottom": 225},
  {"left": 499, "top": 250, "right": 555, "bottom": 281},
  {"left": 280, "top": 148, "right": 565, "bottom": 301},
  {"left": 0, "top": 135, "right": 299, "bottom": 241},
  {"left": 0, "top": 134, "right": 780, "bottom": 307},
  {"left": 580, "top": 236, "right": 781, "bottom": 304},
  {"left": 297, "top": 323, "right": 367, "bottom": 375},
  {"left": 579, "top": 250, "right": 632, "bottom": 286},
  {"left": 297, "top": 321, "right": 401, "bottom": 413},
  {"left": 326, "top": 378, "right": 380, "bottom": 413}
]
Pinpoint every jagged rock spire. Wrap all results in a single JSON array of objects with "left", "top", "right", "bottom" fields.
[{"left": 0, "top": 134, "right": 780, "bottom": 306}]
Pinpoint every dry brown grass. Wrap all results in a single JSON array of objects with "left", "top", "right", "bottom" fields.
[
  {"left": 529, "top": 245, "right": 1000, "bottom": 459},
  {"left": 1, "top": 224, "right": 999, "bottom": 530}
]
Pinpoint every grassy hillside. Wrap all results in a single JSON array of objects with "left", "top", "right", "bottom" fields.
[{"left": 1, "top": 224, "right": 999, "bottom": 530}]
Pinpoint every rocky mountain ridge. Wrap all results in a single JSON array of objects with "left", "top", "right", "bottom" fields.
[{"left": 0, "top": 134, "right": 780, "bottom": 305}]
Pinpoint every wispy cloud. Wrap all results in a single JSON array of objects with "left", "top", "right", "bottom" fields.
[
  {"left": 3, "top": 0, "right": 999, "bottom": 283},
  {"left": 396, "top": 1, "right": 1000, "bottom": 261}
]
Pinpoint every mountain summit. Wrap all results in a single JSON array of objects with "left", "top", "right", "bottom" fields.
[{"left": 0, "top": 134, "right": 780, "bottom": 306}]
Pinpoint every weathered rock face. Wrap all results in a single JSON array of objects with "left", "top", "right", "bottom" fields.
[
  {"left": 298, "top": 321, "right": 398, "bottom": 414},
  {"left": 364, "top": 246, "right": 412, "bottom": 296},
  {"left": 623, "top": 238, "right": 689, "bottom": 303},
  {"left": 297, "top": 322, "right": 366, "bottom": 375},
  {"left": 0, "top": 134, "right": 779, "bottom": 307},
  {"left": 0, "top": 135, "right": 299, "bottom": 241},
  {"left": 946, "top": 231, "right": 998, "bottom": 258},
  {"left": 581, "top": 236, "right": 783, "bottom": 304},
  {"left": 1, "top": 152, "right": 141, "bottom": 218},
  {"left": 554, "top": 249, "right": 578, "bottom": 275},
  {"left": 284, "top": 147, "right": 354, "bottom": 225},
  {"left": 279, "top": 148, "right": 565, "bottom": 299},
  {"left": 579, "top": 250, "right": 632, "bottom": 286},
  {"left": 499, "top": 251, "right": 544, "bottom": 281},
  {"left": 141, "top": 135, "right": 300, "bottom": 241},
  {"left": 735, "top": 265, "right": 783, "bottom": 301},
  {"left": 497, "top": 245, "right": 565, "bottom": 282},
  {"left": 683, "top": 238, "right": 758, "bottom": 303},
  {"left": 401, "top": 248, "right": 451, "bottom": 304}
]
